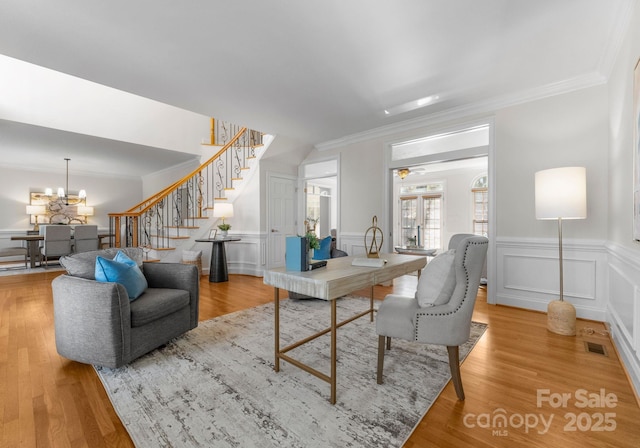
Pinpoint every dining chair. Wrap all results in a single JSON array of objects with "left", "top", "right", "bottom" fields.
[
  {"left": 40, "top": 225, "right": 72, "bottom": 268},
  {"left": 73, "top": 225, "right": 99, "bottom": 253},
  {"left": 376, "top": 234, "right": 489, "bottom": 400}
]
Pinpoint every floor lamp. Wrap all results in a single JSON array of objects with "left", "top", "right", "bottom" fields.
[{"left": 535, "top": 167, "right": 587, "bottom": 336}]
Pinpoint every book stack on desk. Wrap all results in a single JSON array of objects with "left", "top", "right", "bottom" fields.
[{"left": 308, "top": 260, "right": 327, "bottom": 270}]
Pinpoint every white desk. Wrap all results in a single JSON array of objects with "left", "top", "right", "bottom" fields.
[{"left": 264, "top": 253, "right": 426, "bottom": 404}]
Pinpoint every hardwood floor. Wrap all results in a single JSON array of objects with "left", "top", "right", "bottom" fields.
[{"left": 1, "top": 272, "right": 639, "bottom": 447}]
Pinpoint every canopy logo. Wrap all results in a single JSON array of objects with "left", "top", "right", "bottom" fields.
[{"left": 463, "top": 388, "right": 618, "bottom": 437}]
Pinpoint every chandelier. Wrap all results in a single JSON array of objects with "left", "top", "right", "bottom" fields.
[{"left": 45, "top": 158, "right": 86, "bottom": 206}]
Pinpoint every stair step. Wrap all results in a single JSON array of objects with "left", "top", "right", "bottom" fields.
[
  {"left": 151, "top": 247, "right": 176, "bottom": 251},
  {"left": 214, "top": 197, "right": 228, "bottom": 201},
  {"left": 232, "top": 177, "right": 243, "bottom": 181},
  {"left": 143, "top": 259, "right": 161, "bottom": 263},
  {"left": 186, "top": 217, "right": 210, "bottom": 220},
  {"left": 165, "top": 226, "right": 201, "bottom": 229}
]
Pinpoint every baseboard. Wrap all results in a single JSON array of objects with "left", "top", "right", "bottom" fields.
[
  {"left": 608, "top": 311, "right": 640, "bottom": 402},
  {"left": 496, "top": 292, "right": 607, "bottom": 321}
]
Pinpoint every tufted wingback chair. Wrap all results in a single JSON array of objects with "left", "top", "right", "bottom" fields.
[{"left": 375, "top": 234, "right": 488, "bottom": 400}]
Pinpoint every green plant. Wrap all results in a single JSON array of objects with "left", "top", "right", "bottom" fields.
[
  {"left": 218, "top": 223, "right": 231, "bottom": 231},
  {"left": 305, "top": 231, "right": 320, "bottom": 250}
]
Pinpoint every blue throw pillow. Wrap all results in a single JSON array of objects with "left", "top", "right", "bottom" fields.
[
  {"left": 313, "top": 236, "right": 332, "bottom": 260},
  {"left": 114, "top": 250, "right": 139, "bottom": 269},
  {"left": 95, "top": 254, "right": 148, "bottom": 300}
]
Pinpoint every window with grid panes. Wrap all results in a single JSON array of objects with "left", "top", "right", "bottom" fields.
[
  {"left": 472, "top": 175, "right": 488, "bottom": 237},
  {"left": 422, "top": 194, "right": 442, "bottom": 249},
  {"left": 399, "top": 193, "right": 442, "bottom": 248},
  {"left": 400, "top": 196, "right": 418, "bottom": 246}
]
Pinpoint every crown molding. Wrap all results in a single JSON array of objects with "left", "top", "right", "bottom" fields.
[{"left": 315, "top": 72, "right": 607, "bottom": 152}]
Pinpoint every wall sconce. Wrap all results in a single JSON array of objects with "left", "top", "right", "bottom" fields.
[
  {"left": 77, "top": 206, "right": 94, "bottom": 223},
  {"left": 26, "top": 204, "right": 47, "bottom": 231}
]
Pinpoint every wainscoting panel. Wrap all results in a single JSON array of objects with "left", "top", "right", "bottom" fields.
[
  {"left": 337, "top": 232, "right": 369, "bottom": 257},
  {"left": 201, "top": 232, "right": 266, "bottom": 278},
  {"left": 605, "top": 242, "right": 640, "bottom": 397},
  {"left": 502, "top": 253, "right": 596, "bottom": 300},
  {"left": 608, "top": 264, "right": 635, "bottom": 343},
  {"left": 495, "top": 237, "right": 607, "bottom": 321}
]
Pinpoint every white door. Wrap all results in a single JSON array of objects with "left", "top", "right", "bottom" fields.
[{"left": 267, "top": 175, "right": 297, "bottom": 268}]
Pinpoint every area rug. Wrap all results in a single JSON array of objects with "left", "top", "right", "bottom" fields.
[
  {"left": 0, "top": 262, "right": 64, "bottom": 276},
  {"left": 95, "top": 297, "right": 487, "bottom": 447}
]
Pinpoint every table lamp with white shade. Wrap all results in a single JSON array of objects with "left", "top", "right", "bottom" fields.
[
  {"left": 213, "top": 203, "right": 234, "bottom": 237},
  {"left": 535, "top": 166, "right": 587, "bottom": 336},
  {"left": 77, "top": 206, "right": 94, "bottom": 223},
  {"left": 26, "top": 205, "right": 47, "bottom": 231}
]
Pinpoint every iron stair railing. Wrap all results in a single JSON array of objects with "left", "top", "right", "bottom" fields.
[{"left": 108, "top": 122, "right": 262, "bottom": 252}]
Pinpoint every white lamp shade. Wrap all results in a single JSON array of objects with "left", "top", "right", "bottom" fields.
[
  {"left": 212, "top": 203, "right": 234, "bottom": 219},
  {"left": 26, "top": 205, "right": 47, "bottom": 216},
  {"left": 77, "top": 206, "right": 94, "bottom": 216},
  {"left": 535, "top": 167, "right": 587, "bottom": 220}
]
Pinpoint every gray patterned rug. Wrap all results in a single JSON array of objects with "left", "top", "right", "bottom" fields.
[{"left": 95, "top": 296, "right": 486, "bottom": 447}]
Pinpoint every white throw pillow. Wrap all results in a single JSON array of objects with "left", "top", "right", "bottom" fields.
[{"left": 415, "top": 249, "right": 456, "bottom": 308}]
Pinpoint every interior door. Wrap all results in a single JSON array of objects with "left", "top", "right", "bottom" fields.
[{"left": 267, "top": 175, "right": 297, "bottom": 269}]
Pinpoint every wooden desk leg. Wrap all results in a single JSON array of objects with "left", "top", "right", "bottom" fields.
[
  {"left": 274, "top": 287, "right": 280, "bottom": 372},
  {"left": 330, "top": 299, "right": 337, "bottom": 404},
  {"left": 370, "top": 285, "right": 374, "bottom": 322}
]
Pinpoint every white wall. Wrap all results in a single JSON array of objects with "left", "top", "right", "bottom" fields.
[
  {"left": 0, "top": 165, "right": 142, "bottom": 251},
  {"left": 605, "top": 0, "right": 640, "bottom": 397},
  {"left": 492, "top": 86, "right": 611, "bottom": 320},
  {"left": 142, "top": 159, "right": 202, "bottom": 198},
  {"left": 495, "top": 86, "right": 610, "bottom": 240}
]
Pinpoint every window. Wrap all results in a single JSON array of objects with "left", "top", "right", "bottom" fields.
[
  {"left": 400, "top": 197, "right": 418, "bottom": 245},
  {"left": 399, "top": 183, "right": 443, "bottom": 248},
  {"left": 472, "top": 175, "right": 488, "bottom": 237},
  {"left": 422, "top": 195, "right": 442, "bottom": 249}
]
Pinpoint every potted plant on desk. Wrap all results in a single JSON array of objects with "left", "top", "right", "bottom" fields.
[
  {"left": 218, "top": 223, "right": 231, "bottom": 238},
  {"left": 305, "top": 231, "right": 320, "bottom": 261}
]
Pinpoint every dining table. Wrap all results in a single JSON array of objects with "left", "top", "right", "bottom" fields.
[{"left": 11, "top": 233, "right": 113, "bottom": 268}]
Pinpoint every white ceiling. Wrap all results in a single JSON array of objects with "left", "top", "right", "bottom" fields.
[{"left": 0, "top": 0, "right": 632, "bottom": 175}]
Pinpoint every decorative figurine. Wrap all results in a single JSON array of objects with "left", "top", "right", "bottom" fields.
[{"left": 364, "top": 215, "right": 384, "bottom": 258}]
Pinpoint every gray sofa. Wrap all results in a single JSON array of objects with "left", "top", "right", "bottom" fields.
[{"left": 52, "top": 248, "right": 199, "bottom": 368}]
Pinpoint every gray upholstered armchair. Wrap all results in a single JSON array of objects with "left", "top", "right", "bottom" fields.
[
  {"left": 52, "top": 248, "right": 199, "bottom": 368},
  {"left": 376, "top": 235, "right": 488, "bottom": 400}
]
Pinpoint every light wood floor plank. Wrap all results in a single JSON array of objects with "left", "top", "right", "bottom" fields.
[{"left": 1, "top": 271, "right": 639, "bottom": 447}]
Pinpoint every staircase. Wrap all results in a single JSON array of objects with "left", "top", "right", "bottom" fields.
[{"left": 108, "top": 120, "right": 268, "bottom": 261}]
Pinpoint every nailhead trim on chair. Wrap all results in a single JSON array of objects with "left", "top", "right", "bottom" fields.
[{"left": 413, "top": 240, "right": 487, "bottom": 341}]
